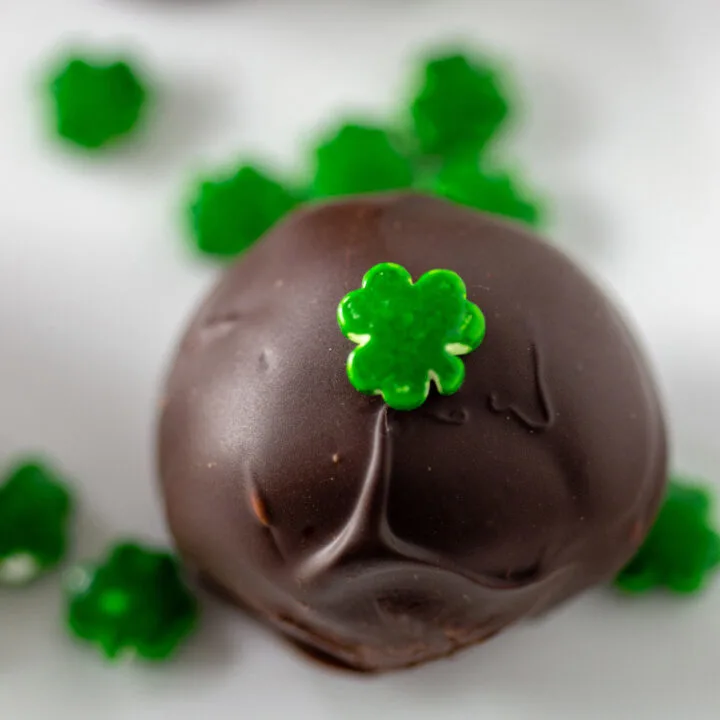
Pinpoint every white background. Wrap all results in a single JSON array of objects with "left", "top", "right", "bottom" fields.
[{"left": 1, "top": 1, "right": 719, "bottom": 718}]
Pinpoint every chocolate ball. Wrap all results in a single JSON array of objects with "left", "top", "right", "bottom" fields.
[{"left": 158, "top": 194, "right": 667, "bottom": 672}]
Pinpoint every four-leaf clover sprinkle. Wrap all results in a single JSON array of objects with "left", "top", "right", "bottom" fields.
[
  {"left": 0, "top": 460, "right": 74, "bottom": 585},
  {"left": 615, "top": 479, "right": 720, "bottom": 594},
  {"left": 337, "top": 262, "right": 485, "bottom": 410},
  {"left": 66, "top": 542, "right": 199, "bottom": 661}
]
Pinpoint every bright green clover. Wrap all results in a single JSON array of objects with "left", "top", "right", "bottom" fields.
[
  {"left": 311, "top": 123, "right": 414, "bottom": 198},
  {"left": 615, "top": 478, "right": 720, "bottom": 595},
  {"left": 0, "top": 460, "right": 74, "bottom": 585},
  {"left": 189, "top": 164, "right": 299, "bottom": 258},
  {"left": 409, "top": 53, "right": 510, "bottom": 158},
  {"left": 66, "top": 541, "right": 199, "bottom": 661},
  {"left": 423, "top": 158, "right": 544, "bottom": 227},
  {"left": 47, "top": 54, "right": 148, "bottom": 150},
  {"left": 338, "top": 263, "right": 485, "bottom": 410}
]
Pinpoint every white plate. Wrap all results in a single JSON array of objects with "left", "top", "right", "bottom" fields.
[{"left": 1, "top": 1, "right": 719, "bottom": 718}]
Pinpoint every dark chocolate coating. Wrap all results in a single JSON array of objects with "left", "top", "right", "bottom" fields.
[{"left": 158, "top": 194, "right": 667, "bottom": 671}]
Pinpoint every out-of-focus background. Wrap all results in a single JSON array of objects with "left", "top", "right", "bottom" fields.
[{"left": 1, "top": 1, "right": 719, "bottom": 718}]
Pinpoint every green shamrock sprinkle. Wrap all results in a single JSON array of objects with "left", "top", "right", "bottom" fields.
[
  {"left": 0, "top": 460, "right": 74, "bottom": 586},
  {"left": 409, "top": 53, "right": 510, "bottom": 158},
  {"left": 46, "top": 54, "right": 148, "bottom": 150},
  {"left": 66, "top": 542, "right": 199, "bottom": 661},
  {"left": 189, "top": 164, "right": 299, "bottom": 258},
  {"left": 338, "top": 263, "right": 485, "bottom": 410},
  {"left": 615, "top": 478, "right": 720, "bottom": 594},
  {"left": 423, "top": 158, "right": 543, "bottom": 226},
  {"left": 311, "top": 123, "right": 414, "bottom": 198}
]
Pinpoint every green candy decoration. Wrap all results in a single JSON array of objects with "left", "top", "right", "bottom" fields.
[
  {"left": 0, "top": 461, "right": 74, "bottom": 585},
  {"left": 425, "top": 159, "right": 543, "bottom": 226},
  {"left": 409, "top": 53, "right": 509, "bottom": 158},
  {"left": 338, "top": 263, "right": 485, "bottom": 411},
  {"left": 66, "top": 542, "right": 199, "bottom": 661},
  {"left": 189, "top": 164, "right": 298, "bottom": 258},
  {"left": 615, "top": 479, "right": 720, "bottom": 594},
  {"left": 47, "top": 55, "right": 148, "bottom": 149},
  {"left": 312, "top": 123, "right": 414, "bottom": 198}
]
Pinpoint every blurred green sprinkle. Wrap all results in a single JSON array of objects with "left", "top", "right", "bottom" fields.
[
  {"left": 615, "top": 478, "right": 720, "bottom": 595},
  {"left": 409, "top": 52, "right": 510, "bottom": 159},
  {"left": 0, "top": 460, "right": 74, "bottom": 585},
  {"left": 421, "top": 158, "right": 543, "bottom": 226},
  {"left": 311, "top": 123, "right": 414, "bottom": 199},
  {"left": 66, "top": 541, "right": 199, "bottom": 661},
  {"left": 47, "top": 54, "right": 148, "bottom": 149},
  {"left": 189, "top": 164, "right": 299, "bottom": 258}
]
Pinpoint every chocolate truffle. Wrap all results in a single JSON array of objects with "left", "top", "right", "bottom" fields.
[{"left": 158, "top": 193, "right": 667, "bottom": 672}]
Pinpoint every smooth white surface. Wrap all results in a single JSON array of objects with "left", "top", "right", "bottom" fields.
[{"left": 1, "top": 1, "right": 719, "bottom": 718}]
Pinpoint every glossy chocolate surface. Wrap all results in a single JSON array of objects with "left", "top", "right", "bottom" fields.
[{"left": 158, "top": 194, "right": 667, "bottom": 671}]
